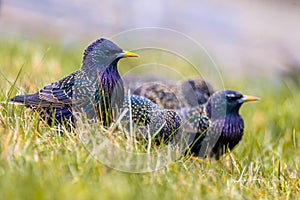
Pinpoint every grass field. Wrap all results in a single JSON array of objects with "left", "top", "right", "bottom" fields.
[{"left": 0, "top": 37, "right": 299, "bottom": 200}]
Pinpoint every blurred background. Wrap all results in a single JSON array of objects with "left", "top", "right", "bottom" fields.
[{"left": 1, "top": 0, "right": 300, "bottom": 83}]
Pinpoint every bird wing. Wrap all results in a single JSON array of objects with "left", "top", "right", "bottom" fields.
[
  {"left": 178, "top": 105, "right": 211, "bottom": 154},
  {"left": 193, "top": 120, "right": 225, "bottom": 158},
  {"left": 179, "top": 105, "right": 211, "bottom": 134},
  {"left": 38, "top": 70, "right": 97, "bottom": 107}
]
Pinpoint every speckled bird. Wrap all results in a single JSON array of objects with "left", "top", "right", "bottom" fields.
[
  {"left": 180, "top": 78, "right": 214, "bottom": 107},
  {"left": 121, "top": 95, "right": 183, "bottom": 143},
  {"left": 9, "top": 38, "right": 138, "bottom": 126},
  {"left": 132, "top": 82, "right": 179, "bottom": 109},
  {"left": 183, "top": 90, "right": 259, "bottom": 159},
  {"left": 125, "top": 76, "right": 214, "bottom": 110}
]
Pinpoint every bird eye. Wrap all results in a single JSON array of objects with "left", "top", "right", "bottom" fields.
[
  {"left": 104, "top": 50, "right": 111, "bottom": 55},
  {"left": 104, "top": 49, "right": 119, "bottom": 57},
  {"left": 226, "top": 97, "right": 233, "bottom": 101},
  {"left": 226, "top": 94, "right": 238, "bottom": 102},
  {"left": 226, "top": 93, "right": 244, "bottom": 102}
]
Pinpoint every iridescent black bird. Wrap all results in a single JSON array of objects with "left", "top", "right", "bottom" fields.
[
  {"left": 125, "top": 76, "right": 214, "bottom": 109},
  {"left": 180, "top": 78, "right": 214, "bottom": 107},
  {"left": 132, "top": 82, "right": 179, "bottom": 109},
  {"left": 121, "top": 95, "right": 182, "bottom": 144},
  {"left": 182, "top": 90, "right": 259, "bottom": 159},
  {"left": 9, "top": 38, "right": 138, "bottom": 126}
]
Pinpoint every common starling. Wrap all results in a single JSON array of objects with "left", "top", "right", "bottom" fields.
[
  {"left": 132, "top": 82, "right": 179, "bottom": 110},
  {"left": 180, "top": 78, "right": 214, "bottom": 107},
  {"left": 121, "top": 95, "right": 183, "bottom": 144},
  {"left": 183, "top": 90, "right": 259, "bottom": 159},
  {"left": 124, "top": 76, "right": 214, "bottom": 110},
  {"left": 9, "top": 38, "right": 138, "bottom": 126}
]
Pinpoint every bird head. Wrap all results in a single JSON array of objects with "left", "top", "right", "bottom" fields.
[
  {"left": 181, "top": 78, "right": 215, "bottom": 106},
  {"left": 82, "top": 38, "right": 138, "bottom": 70},
  {"left": 206, "top": 90, "right": 259, "bottom": 119}
]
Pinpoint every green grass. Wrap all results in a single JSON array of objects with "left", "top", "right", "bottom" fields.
[{"left": 0, "top": 37, "right": 300, "bottom": 200}]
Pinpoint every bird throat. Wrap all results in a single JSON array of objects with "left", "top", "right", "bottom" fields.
[{"left": 96, "top": 60, "right": 124, "bottom": 126}]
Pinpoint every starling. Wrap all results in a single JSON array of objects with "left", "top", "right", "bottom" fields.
[
  {"left": 124, "top": 76, "right": 214, "bottom": 109},
  {"left": 132, "top": 82, "right": 179, "bottom": 110},
  {"left": 121, "top": 95, "right": 183, "bottom": 144},
  {"left": 9, "top": 38, "right": 138, "bottom": 126},
  {"left": 183, "top": 90, "right": 259, "bottom": 159},
  {"left": 180, "top": 78, "right": 214, "bottom": 107}
]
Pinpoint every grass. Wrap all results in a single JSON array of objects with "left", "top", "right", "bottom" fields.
[{"left": 0, "top": 37, "right": 300, "bottom": 199}]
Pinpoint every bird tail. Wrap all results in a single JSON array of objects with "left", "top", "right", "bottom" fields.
[
  {"left": 0, "top": 95, "right": 25, "bottom": 105},
  {"left": 10, "top": 95, "right": 27, "bottom": 103},
  {"left": 1, "top": 100, "right": 24, "bottom": 105},
  {"left": 1, "top": 95, "right": 28, "bottom": 105},
  {"left": 7, "top": 93, "right": 41, "bottom": 106}
]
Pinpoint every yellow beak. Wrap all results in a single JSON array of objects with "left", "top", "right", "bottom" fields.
[
  {"left": 122, "top": 51, "right": 139, "bottom": 58},
  {"left": 242, "top": 95, "right": 260, "bottom": 102}
]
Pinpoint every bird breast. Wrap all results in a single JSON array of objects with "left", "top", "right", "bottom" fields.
[{"left": 214, "top": 114, "right": 244, "bottom": 141}]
